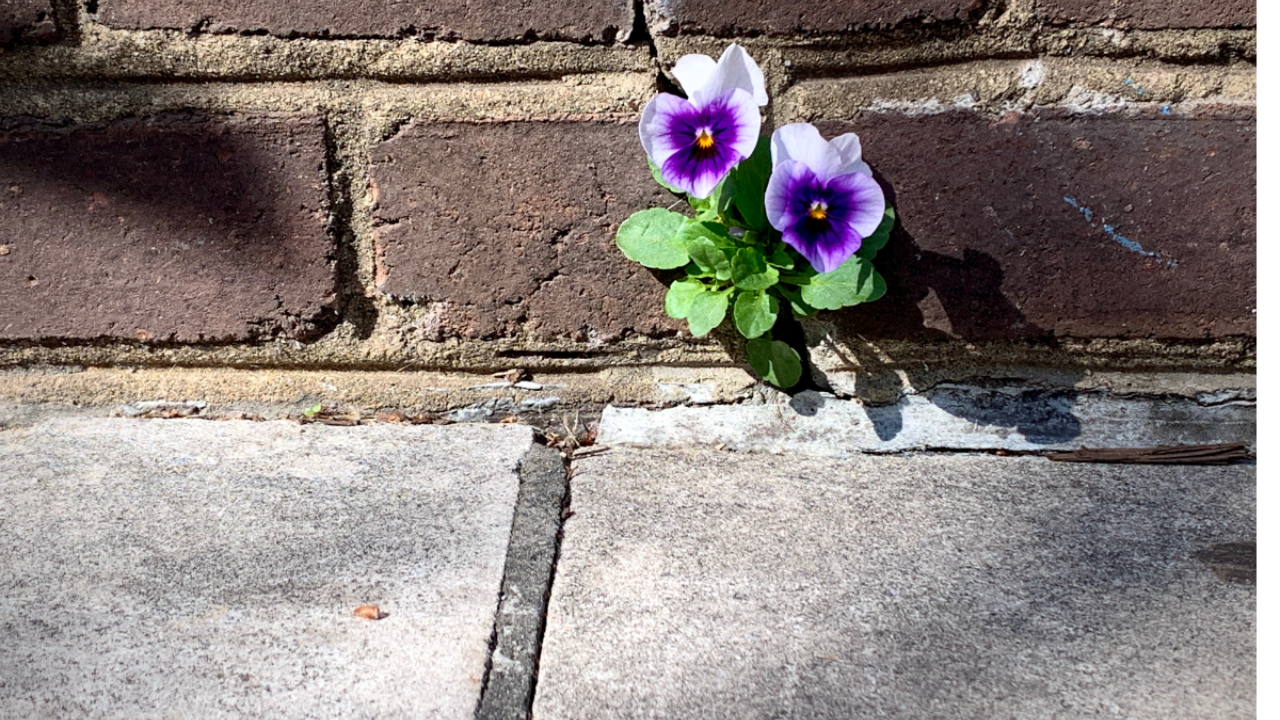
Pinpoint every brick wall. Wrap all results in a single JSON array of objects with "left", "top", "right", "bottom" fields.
[{"left": 0, "top": 2, "right": 1255, "bottom": 376}]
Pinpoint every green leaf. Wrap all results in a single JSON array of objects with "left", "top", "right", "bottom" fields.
[
  {"left": 616, "top": 208, "right": 689, "bottom": 269},
  {"left": 685, "top": 235, "right": 733, "bottom": 281},
  {"left": 746, "top": 338, "right": 803, "bottom": 389},
  {"left": 664, "top": 278, "right": 706, "bottom": 320},
  {"left": 767, "top": 244, "right": 795, "bottom": 270},
  {"left": 303, "top": 403, "right": 323, "bottom": 418},
  {"left": 856, "top": 205, "right": 896, "bottom": 261},
  {"left": 866, "top": 267, "right": 887, "bottom": 303},
  {"left": 675, "top": 219, "right": 732, "bottom": 248},
  {"left": 800, "top": 256, "right": 879, "bottom": 310},
  {"left": 686, "top": 288, "right": 731, "bottom": 337},
  {"left": 688, "top": 177, "right": 730, "bottom": 221},
  {"left": 730, "top": 247, "right": 780, "bottom": 291},
  {"left": 648, "top": 158, "right": 683, "bottom": 195},
  {"left": 726, "top": 136, "right": 771, "bottom": 230},
  {"left": 733, "top": 290, "right": 779, "bottom": 339},
  {"left": 775, "top": 285, "right": 819, "bottom": 318}
]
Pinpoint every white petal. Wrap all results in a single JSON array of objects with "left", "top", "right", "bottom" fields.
[
  {"left": 690, "top": 43, "right": 769, "bottom": 108},
  {"left": 671, "top": 54, "right": 717, "bottom": 99},
  {"left": 829, "top": 133, "right": 872, "bottom": 176},
  {"left": 770, "top": 123, "right": 840, "bottom": 180},
  {"left": 727, "top": 43, "right": 769, "bottom": 107},
  {"left": 639, "top": 95, "right": 661, "bottom": 160}
]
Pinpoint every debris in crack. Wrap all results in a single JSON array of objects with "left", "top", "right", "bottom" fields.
[{"left": 1046, "top": 442, "right": 1252, "bottom": 465}]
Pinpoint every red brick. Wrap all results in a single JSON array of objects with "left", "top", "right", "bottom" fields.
[
  {"left": 816, "top": 109, "right": 1255, "bottom": 340},
  {"left": 98, "top": 0, "right": 630, "bottom": 42},
  {"left": 665, "top": 0, "right": 982, "bottom": 36},
  {"left": 1037, "top": 0, "right": 1254, "bottom": 29},
  {"left": 0, "top": 114, "right": 336, "bottom": 342},
  {"left": 0, "top": 0, "right": 55, "bottom": 44},
  {"left": 370, "top": 121, "right": 676, "bottom": 342}
]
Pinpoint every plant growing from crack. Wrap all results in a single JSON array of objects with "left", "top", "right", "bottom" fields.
[{"left": 617, "top": 44, "right": 894, "bottom": 389}]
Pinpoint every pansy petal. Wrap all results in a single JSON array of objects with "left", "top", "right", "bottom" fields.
[
  {"left": 765, "top": 159, "right": 816, "bottom": 232},
  {"left": 720, "top": 88, "right": 761, "bottom": 163},
  {"left": 770, "top": 123, "right": 840, "bottom": 180},
  {"left": 672, "top": 54, "right": 718, "bottom": 99},
  {"left": 827, "top": 171, "right": 886, "bottom": 240},
  {"left": 658, "top": 89, "right": 760, "bottom": 199},
  {"left": 639, "top": 94, "right": 663, "bottom": 160},
  {"left": 640, "top": 93, "right": 696, "bottom": 166},
  {"left": 798, "top": 221, "right": 863, "bottom": 273},
  {"left": 690, "top": 43, "right": 769, "bottom": 108},
  {"left": 730, "top": 43, "right": 770, "bottom": 107},
  {"left": 829, "top": 132, "right": 873, "bottom": 177},
  {"left": 781, "top": 216, "right": 862, "bottom": 274}
]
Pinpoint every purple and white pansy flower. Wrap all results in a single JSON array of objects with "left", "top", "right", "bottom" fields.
[
  {"left": 639, "top": 44, "right": 768, "bottom": 199},
  {"left": 765, "top": 123, "right": 886, "bottom": 274},
  {"left": 618, "top": 49, "right": 895, "bottom": 389}
]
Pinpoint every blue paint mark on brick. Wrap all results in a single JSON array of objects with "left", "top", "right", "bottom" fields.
[
  {"left": 1063, "top": 196, "right": 1177, "bottom": 268},
  {"left": 1124, "top": 77, "right": 1148, "bottom": 96},
  {"left": 1062, "top": 196, "right": 1093, "bottom": 222},
  {"left": 1160, "top": 105, "right": 1172, "bottom": 115}
]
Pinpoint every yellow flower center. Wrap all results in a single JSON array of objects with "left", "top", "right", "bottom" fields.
[
  {"left": 807, "top": 201, "right": 829, "bottom": 222},
  {"left": 695, "top": 128, "right": 715, "bottom": 150}
]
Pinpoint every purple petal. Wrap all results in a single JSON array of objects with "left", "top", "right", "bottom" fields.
[
  {"left": 647, "top": 88, "right": 760, "bottom": 199},
  {"left": 765, "top": 159, "right": 816, "bottom": 232},
  {"left": 639, "top": 93, "right": 691, "bottom": 167},
  {"left": 826, "top": 171, "right": 886, "bottom": 240},
  {"left": 783, "top": 221, "right": 862, "bottom": 274},
  {"left": 766, "top": 160, "right": 887, "bottom": 274}
]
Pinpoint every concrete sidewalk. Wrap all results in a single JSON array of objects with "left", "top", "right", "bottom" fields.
[
  {"left": 535, "top": 448, "right": 1255, "bottom": 720},
  {"left": 0, "top": 412, "right": 1256, "bottom": 719},
  {"left": 0, "top": 417, "right": 542, "bottom": 720}
]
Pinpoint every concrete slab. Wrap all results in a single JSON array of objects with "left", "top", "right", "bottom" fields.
[
  {"left": 599, "top": 387, "right": 1255, "bottom": 456},
  {"left": 535, "top": 449, "right": 1255, "bottom": 720},
  {"left": 0, "top": 418, "right": 533, "bottom": 720}
]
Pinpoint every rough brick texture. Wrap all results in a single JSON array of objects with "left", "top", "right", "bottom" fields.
[
  {"left": 0, "top": 114, "right": 335, "bottom": 342},
  {"left": 817, "top": 109, "right": 1255, "bottom": 340},
  {"left": 0, "top": 0, "right": 54, "bottom": 44},
  {"left": 665, "top": 0, "right": 982, "bottom": 35},
  {"left": 99, "top": 0, "right": 630, "bottom": 41},
  {"left": 1037, "top": 1, "right": 1255, "bottom": 29},
  {"left": 371, "top": 121, "right": 676, "bottom": 342}
]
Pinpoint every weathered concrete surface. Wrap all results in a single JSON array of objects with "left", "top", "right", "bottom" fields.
[
  {"left": 0, "top": 418, "right": 533, "bottom": 719},
  {"left": 534, "top": 449, "right": 1255, "bottom": 719},
  {"left": 598, "top": 388, "right": 1255, "bottom": 455},
  {"left": 0, "top": 113, "right": 335, "bottom": 342},
  {"left": 100, "top": 0, "right": 631, "bottom": 42}
]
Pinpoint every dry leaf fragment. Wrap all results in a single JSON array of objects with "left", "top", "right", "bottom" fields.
[
  {"left": 353, "top": 604, "right": 385, "bottom": 620},
  {"left": 492, "top": 368, "right": 531, "bottom": 385}
]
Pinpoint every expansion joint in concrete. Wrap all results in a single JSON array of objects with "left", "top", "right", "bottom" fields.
[{"left": 475, "top": 442, "right": 570, "bottom": 720}]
